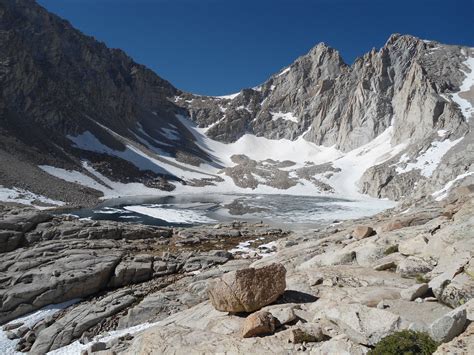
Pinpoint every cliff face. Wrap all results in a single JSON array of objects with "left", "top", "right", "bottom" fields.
[
  {"left": 0, "top": 0, "right": 473, "bottom": 205},
  {"left": 178, "top": 34, "right": 469, "bottom": 152}
]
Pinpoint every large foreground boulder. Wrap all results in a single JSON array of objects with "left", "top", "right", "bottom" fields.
[{"left": 208, "top": 263, "right": 286, "bottom": 313}]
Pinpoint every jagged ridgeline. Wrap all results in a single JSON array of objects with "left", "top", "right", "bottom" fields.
[{"left": 0, "top": 0, "right": 473, "bottom": 207}]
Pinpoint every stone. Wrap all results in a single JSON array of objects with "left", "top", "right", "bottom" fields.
[
  {"left": 352, "top": 226, "right": 374, "bottom": 240},
  {"left": 398, "top": 235, "right": 428, "bottom": 256},
  {"left": 382, "top": 220, "right": 406, "bottom": 232},
  {"left": 400, "top": 283, "right": 429, "bottom": 301},
  {"left": 2, "top": 322, "right": 24, "bottom": 331},
  {"left": 434, "top": 322, "right": 474, "bottom": 354},
  {"left": 396, "top": 256, "right": 433, "bottom": 278},
  {"left": 6, "top": 331, "right": 18, "bottom": 340},
  {"left": 208, "top": 263, "right": 286, "bottom": 313},
  {"left": 90, "top": 342, "right": 107, "bottom": 352},
  {"left": 436, "top": 272, "right": 474, "bottom": 308},
  {"left": 301, "top": 249, "right": 356, "bottom": 268},
  {"left": 262, "top": 305, "right": 297, "bottom": 325},
  {"left": 288, "top": 328, "right": 319, "bottom": 344},
  {"left": 241, "top": 311, "right": 278, "bottom": 338},
  {"left": 430, "top": 306, "right": 467, "bottom": 342}
]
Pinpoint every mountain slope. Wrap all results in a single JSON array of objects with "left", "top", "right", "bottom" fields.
[{"left": 0, "top": 0, "right": 473, "bottom": 207}]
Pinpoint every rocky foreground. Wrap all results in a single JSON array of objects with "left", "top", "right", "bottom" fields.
[{"left": 0, "top": 185, "right": 473, "bottom": 354}]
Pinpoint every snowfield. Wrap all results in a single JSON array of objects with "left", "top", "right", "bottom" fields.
[
  {"left": 36, "top": 112, "right": 465, "bottom": 207},
  {"left": 270, "top": 111, "right": 299, "bottom": 123},
  {"left": 0, "top": 186, "right": 64, "bottom": 208},
  {"left": 451, "top": 55, "right": 474, "bottom": 122},
  {"left": 394, "top": 137, "right": 463, "bottom": 177}
]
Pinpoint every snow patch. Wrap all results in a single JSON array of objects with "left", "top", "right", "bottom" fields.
[
  {"left": 395, "top": 137, "right": 463, "bottom": 177},
  {"left": 0, "top": 299, "right": 79, "bottom": 355},
  {"left": 271, "top": 111, "right": 298, "bottom": 123},
  {"left": 0, "top": 186, "right": 64, "bottom": 208},
  {"left": 160, "top": 128, "right": 180, "bottom": 141},
  {"left": 437, "top": 130, "right": 448, "bottom": 138},
  {"left": 331, "top": 127, "right": 407, "bottom": 198},
  {"left": 277, "top": 67, "right": 291, "bottom": 77},
  {"left": 432, "top": 171, "right": 474, "bottom": 201},
  {"left": 67, "top": 131, "right": 170, "bottom": 176},
  {"left": 451, "top": 56, "right": 474, "bottom": 122},
  {"left": 214, "top": 92, "right": 240, "bottom": 100},
  {"left": 40, "top": 163, "right": 160, "bottom": 199}
]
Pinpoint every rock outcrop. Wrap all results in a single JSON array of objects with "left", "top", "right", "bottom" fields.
[{"left": 112, "top": 191, "right": 474, "bottom": 354}]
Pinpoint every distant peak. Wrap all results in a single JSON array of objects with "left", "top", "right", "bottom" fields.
[{"left": 384, "top": 33, "right": 424, "bottom": 47}]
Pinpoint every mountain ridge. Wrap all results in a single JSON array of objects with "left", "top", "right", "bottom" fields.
[{"left": 0, "top": 0, "right": 473, "bottom": 208}]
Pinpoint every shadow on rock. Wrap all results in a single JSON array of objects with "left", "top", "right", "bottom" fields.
[{"left": 274, "top": 290, "right": 318, "bottom": 304}]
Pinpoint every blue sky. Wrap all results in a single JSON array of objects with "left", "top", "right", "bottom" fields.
[{"left": 39, "top": 0, "right": 474, "bottom": 96}]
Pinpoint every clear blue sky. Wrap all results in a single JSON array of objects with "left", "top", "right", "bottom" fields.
[{"left": 38, "top": 0, "right": 474, "bottom": 96}]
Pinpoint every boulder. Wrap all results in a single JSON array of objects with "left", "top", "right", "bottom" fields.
[
  {"left": 352, "top": 226, "right": 374, "bottom": 240},
  {"left": 436, "top": 272, "right": 474, "bottom": 308},
  {"left": 208, "top": 263, "right": 286, "bottom": 313},
  {"left": 398, "top": 235, "right": 428, "bottom": 256},
  {"left": 400, "top": 283, "right": 429, "bottom": 301},
  {"left": 430, "top": 306, "right": 467, "bottom": 342},
  {"left": 434, "top": 322, "right": 474, "bottom": 354},
  {"left": 302, "top": 249, "right": 356, "bottom": 268},
  {"left": 396, "top": 256, "right": 433, "bottom": 278},
  {"left": 241, "top": 311, "right": 278, "bottom": 338}
]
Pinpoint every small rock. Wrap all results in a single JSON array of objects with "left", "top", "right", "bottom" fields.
[
  {"left": 90, "top": 341, "right": 108, "bottom": 352},
  {"left": 382, "top": 220, "right": 406, "bottom": 232},
  {"left": 373, "top": 260, "right": 397, "bottom": 271},
  {"left": 6, "top": 331, "right": 18, "bottom": 340},
  {"left": 2, "top": 322, "right": 24, "bottom": 331},
  {"left": 352, "top": 226, "right": 374, "bottom": 240},
  {"left": 266, "top": 306, "right": 297, "bottom": 325},
  {"left": 241, "top": 311, "right": 278, "bottom": 338},
  {"left": 400, "top": 283, "right": 429, "bottom": 301},
  {"left": 15, "top": 326, "right": 30, "bottom": 338},
  {"left": 288, "top": 327, "right": 322, "bottom": 344}
]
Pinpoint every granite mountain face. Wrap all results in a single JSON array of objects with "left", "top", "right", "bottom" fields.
[{"left": 0, "top": 0, "right": 473, "bottom": 206}]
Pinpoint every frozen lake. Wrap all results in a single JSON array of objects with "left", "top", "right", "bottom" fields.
[{"left": 66, "top": 193, "right": 394, "bottom": 228}]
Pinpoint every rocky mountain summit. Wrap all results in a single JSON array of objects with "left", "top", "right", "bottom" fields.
[{"left": 0, "top": 0, "right": 473, "bottom": 206}]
